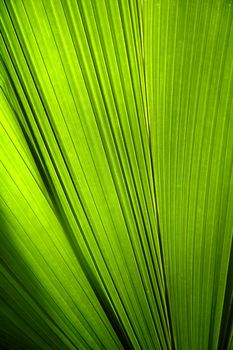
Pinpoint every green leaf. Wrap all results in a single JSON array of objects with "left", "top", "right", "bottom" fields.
[{"left": 0, "top": 0, "right": 232, "bottom": 349}]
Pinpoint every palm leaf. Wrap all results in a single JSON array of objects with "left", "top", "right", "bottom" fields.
[{"left": 0, "top": 0, "right": 232, "bottom": 349}]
